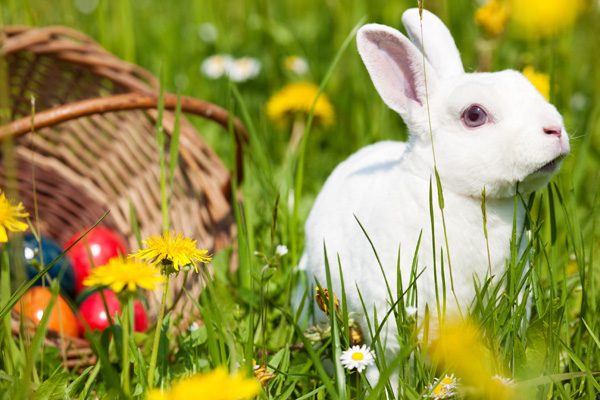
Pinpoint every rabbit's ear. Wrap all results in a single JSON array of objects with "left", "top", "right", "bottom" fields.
[
  {"left": 357, "top": 24, "right": 436, "bottom": 118},
  {"left": 402, "top": 8, "right": 464, "bottom": 78}
]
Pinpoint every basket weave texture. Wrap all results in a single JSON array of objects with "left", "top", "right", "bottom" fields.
[{"left": 1, "top": 25, "right": 247, "bottom": 363}]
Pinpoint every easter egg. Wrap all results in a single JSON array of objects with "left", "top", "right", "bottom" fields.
[
  {"left": 79, "top": 290, "right": 149, "bottom": 333},
  {"left": 63, "top": 227, "right": 128, "bottom": 295},
  {"left": 133, "top": 301, "right": 149, "bottom": 332},
  {"left": 7, "top": 234, "right": 76, "bottom": 298},
  {"left": 14, "top": 286, "right": 79, "bottom": 337}
]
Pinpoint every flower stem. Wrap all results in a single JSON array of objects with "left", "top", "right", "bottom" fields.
[
  {"left": 286, "top": 115, "right": 306, "bottom": 157},
  {"left": 121, "top": 296, "right": 132, "bottom": 397},
  {"left": 148, "top": 274, "right": 170, "bottom": 389}
]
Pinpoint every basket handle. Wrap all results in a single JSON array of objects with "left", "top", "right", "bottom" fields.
[{"left": 0, "top": 92, "right": 248, "bottom": 189}]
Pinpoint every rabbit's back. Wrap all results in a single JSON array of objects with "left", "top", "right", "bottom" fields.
[{"left": 302, "top": 140, "right": 422, "bottom": 310}]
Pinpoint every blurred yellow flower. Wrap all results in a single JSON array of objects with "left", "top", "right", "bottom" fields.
[
  {"left": 266, "top": 82, "right": 334, "bottom": 128},
  {"left": 566, "top": 259, "right": 578, "bottom": 276},
  {"left": 148, "top": 366, "right": 260, "bottom": 400},
  {"left": 0, "top": 191, "right": 29, "bottom": 242},
  {"left": 522, "top": 66, "right": 550, "bottom": 101},
  {"left": 132, "top": 231, "right": 212, "bottom": 273},
  {"left": 509, "top": 0, "right": 585, "bottom": 38},
  {"left": 428, "top": 319, "right": 514, "bottom": 399},
  {"left": 475, "top": 0, "right": 509, "bottom": 36},
  {"left": 83, "top": 257, "right": 163, "bottom": 293}
]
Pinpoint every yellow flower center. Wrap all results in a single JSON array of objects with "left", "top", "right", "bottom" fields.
[
  {"left": 442, "top": 377, "right": 454, "bottom": 385},
  {"left": 434, "top": 384, "right": 445, "bottom": 396},
  {"left": 351, "top": 352, "right": 364, "bottom": 361}
]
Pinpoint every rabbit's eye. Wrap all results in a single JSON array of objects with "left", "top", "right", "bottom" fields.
[{"left": 462, "top": 105, "right": 488, "bottom": 128}]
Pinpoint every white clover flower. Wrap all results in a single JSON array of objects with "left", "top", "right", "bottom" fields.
[
  {"left": 340, "top": 344, "right": 375, "bottom": 372},
  {"left": 201, "top": 54, "right": 234, "bottom": 79},
  {"left": 425, "top": 374, "right": 460, "bottom": 399},
  {"left": 491, "top": 374, "right": 515, "bottom": 386},
  {"left": 188, "top": 321, "right": 200, "bottom": 332},
  {"left": 275, "top": 245, "right": 288, "bottom": 257},
  {"left": 227, "top": 57, "right": 261, "bottom": 82},
  {"left": 284, "top": 55, "right": 309, "bottom": 75},
  {"left": 405, "top": 305, "right": 418, "bottom": 318}
]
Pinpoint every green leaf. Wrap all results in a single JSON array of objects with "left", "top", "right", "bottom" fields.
[
  {"left": 66, "top": 366, "right": 93, "bottom": 398},
  {"left": 525, "top": 317, "right": 547, "bottom": 377},
  {"left": 31, "top": 371, "right": 69, "bottom": 400}
]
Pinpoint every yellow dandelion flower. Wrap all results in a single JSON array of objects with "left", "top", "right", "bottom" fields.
[
  {"left": 0, "top": 191, "right": 29, "bottom": 242},
  {"left": 509, "top": 0, "right": 585, "bottom": 39},
  {"left": 266, "top": 82, "right": 334, "bottom": 128},
  {"left": 475, "top": 0, "right": 509, "bottom": 36},
  {"left": 147, "top": 366, "right": 260, "bottom": 400},
  {"left": 522, "top": 66, "right": 550, "bottom": 101},
  {"left": 132, "top": 231, "right": 212, "bottom": 273},
  {"left": 83, "top": 257, "right": 163, "bottom": 293}
]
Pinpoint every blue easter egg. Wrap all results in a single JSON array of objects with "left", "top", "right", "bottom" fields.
[{"left": 9, "top": 234, "right": 76, "bottom": 298}]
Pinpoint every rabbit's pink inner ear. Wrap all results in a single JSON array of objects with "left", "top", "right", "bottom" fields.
[
  {"left": 357, "top": 25, "right": 432, "bottom": 116},
  {"left": 376, "top": 38, "right": 421, "bottom": 106}
]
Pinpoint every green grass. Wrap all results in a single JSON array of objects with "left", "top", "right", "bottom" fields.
[{"left": 1, "top": 0, "right": 600, "bottom": 399}]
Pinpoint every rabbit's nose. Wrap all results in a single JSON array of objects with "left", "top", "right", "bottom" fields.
[{"left": 543, "top": 126, "right": 562, "bottom": 138}]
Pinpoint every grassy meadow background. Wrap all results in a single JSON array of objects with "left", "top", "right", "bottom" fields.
[{"left": 1, "top": 0, "right": 600, "bottom": 398}]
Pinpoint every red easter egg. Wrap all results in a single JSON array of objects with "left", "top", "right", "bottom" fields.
[
  {"left": 79, "top": 290, "right": 149, "bottom": 334},
  {"left": 14, "top": 287, "right": 79, "bottom": 337},
  {"left": 64, "top": 227, "right": 129, "bottom": 295},
  {"left": 133, "top": 301, "right": 149, "bottom": 332},
  {"left": 79, "top": 290, "right": 120, "bottom": 331}
]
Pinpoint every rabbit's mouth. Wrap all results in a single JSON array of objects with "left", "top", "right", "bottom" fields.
[{"left": 538, "top": 155, "right": 566, "bottom": 173}]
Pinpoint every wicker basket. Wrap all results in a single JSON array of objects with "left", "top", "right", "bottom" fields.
[{"left": 1, "top": 26, "right": 247, "bottom": 365}]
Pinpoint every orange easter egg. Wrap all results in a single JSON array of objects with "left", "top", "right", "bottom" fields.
[{"left": 14, "top": 286, "right": 79, "bottom": 337}]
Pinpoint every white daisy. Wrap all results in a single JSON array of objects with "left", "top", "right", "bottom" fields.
[
  {"left": 227, "top": 57, "right": 261, "bottom": 82},
  {"left": 339, "top": 344, "right": 375, "bottom": 372},
  {"left": 284, "top": 55, "right": 309, "bottom": 75},
  {"left": 491, "top": 374, "right": 515, "bottom": 386},
  {"left": 275, "top": 245, "right": 288, "bottom": 257},
  {"left": 425, "top": 374, "right": 460, "bottom": 399},
  {"left": 201, "top": 54, "right": 234, "bottom": 79}
]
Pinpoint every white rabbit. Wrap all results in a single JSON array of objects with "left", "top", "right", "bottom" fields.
[{"left": 299, "top": 7, "right": 569, "bottom": 390}]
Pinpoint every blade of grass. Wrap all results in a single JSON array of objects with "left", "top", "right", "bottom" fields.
[
  {"left": 0, "top": 246, "right": 16, "bottom": 376},
  {"left": 280, "top": 309, "right": 340, "bottom": 400},
  {"left": 322, "top": 244, "right": 346, "bottom": 398}
]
